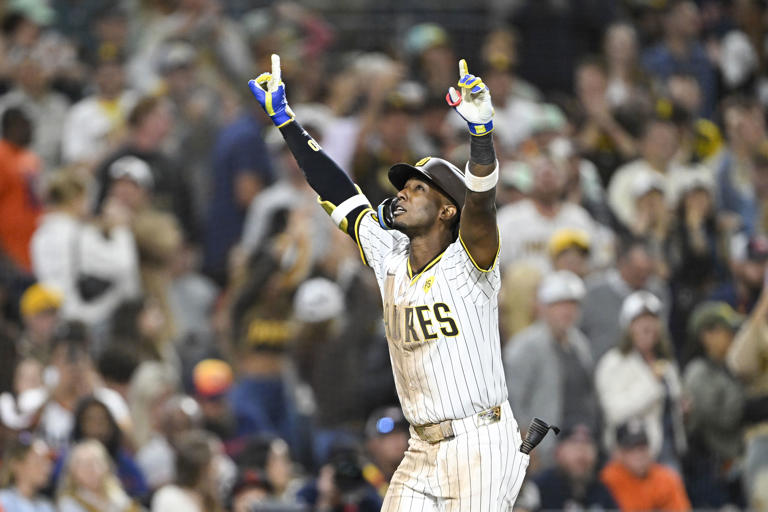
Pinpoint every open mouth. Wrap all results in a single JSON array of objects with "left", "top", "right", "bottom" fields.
[{"left": 393, "top": 204, "right": 406, "bottom": 216}]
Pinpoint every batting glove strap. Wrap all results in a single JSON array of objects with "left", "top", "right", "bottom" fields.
[{"left": 248, "top": 74, "right": 295, "bottom": 127}]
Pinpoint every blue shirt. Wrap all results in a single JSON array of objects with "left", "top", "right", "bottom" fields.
[
  {"left": 0, "top": 488, "right": 56, "bottom": 512},
  {"left": 642, "top": 42, "right": 717, "bottom": 118},
  {"left": 204, "top": 112, "right": 273, "bottom": 280}
]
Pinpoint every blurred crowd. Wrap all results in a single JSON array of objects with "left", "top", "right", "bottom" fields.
[{"left": 1, "top": 0, "right": 768, "bottom": 511}]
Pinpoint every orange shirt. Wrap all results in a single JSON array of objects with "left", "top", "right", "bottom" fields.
[
  {"left": 600, "top": 460, "right": 692, "bottom": 512},
  {"left": 0, "top": 140, "right": 42, "bottom": 272}
]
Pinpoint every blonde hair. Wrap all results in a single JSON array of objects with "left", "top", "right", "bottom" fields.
[
  {"left": 57, "top": 440, "right": 130, "bottom": 505},
  {"left": 45, "top": 170, "right": 87, "bottom": 207}
]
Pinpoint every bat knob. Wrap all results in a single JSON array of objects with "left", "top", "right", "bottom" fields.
[{"left": 520, "top": 417, "right": 560, "bottom": 455}]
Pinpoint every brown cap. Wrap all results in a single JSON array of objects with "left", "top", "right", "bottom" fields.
[{"left": 389, "top": 156, "right": 467, "bottom": 211}]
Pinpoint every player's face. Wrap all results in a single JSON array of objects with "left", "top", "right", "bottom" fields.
[{"left": 391, "top": 178, "right": 455, "bottom": 234}]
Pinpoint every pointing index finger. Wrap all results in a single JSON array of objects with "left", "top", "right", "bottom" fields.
[
  {"left": 459, "top": 59, "right": 468, "bottom": 78},
  {"left": 271, "top": 54, "right": 281, "bottom": 84}
]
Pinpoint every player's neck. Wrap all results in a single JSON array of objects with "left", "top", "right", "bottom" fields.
[{"left": 408, "top": 229, "right": 453, "bottom": 273}]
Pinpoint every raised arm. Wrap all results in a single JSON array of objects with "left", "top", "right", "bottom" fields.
[
  {"left": 446, "top": 59, "right": 499, "bottom": 270},
  {"left": 248, "top": 55, "right": 370, "bottom": 235}
]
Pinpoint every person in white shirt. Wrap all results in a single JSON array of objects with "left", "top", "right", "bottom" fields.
[
  {"left": 31, "top": 170, "right": 140, "bottom": 329},
  {"left": 498, "top": 151, "right": 607, "bottom": 272}
]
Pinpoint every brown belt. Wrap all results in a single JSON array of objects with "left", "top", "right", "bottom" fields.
[{"left": 412, "top": 405, "right": 503, "bottom": 444}]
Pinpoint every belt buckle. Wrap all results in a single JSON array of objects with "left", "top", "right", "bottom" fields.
[{"left": 476, "top": 405, "right": 502, "bottom": 426}]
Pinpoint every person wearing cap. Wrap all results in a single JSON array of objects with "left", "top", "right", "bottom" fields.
[
  {"left": 526, "top": 424, "right": 617, "bottom": 511},
  {"left": 682, "top": 301, "right": 746, "bottom": 507},
  {"left": 580, "top": 237, "right": 670, "bottom": 361},
  {"left": 31, "top": 169, "right": 141, "bottom": 329},
  {"left": 94, "top": 95, "right": 198, "bottom": 245},
  {"left": 497, "top": 150, "right": 604, "bottom": 273},
  {"left": 625, "top": 172, "right": 669, "bottom": 246},
  {"left": 595, "top": 290, "right": 687, "bottom": 471},
  {"left": 364, "top": 406, "right": 410, "bottom": 492},
  {"left": 600, "top": 420, "right": 692, "bottom": 512},
  {"left": 726, "top": 261, "right": 768, "bottom": 504},
  {"left": 505, "top": 271, "right": 598, "bottom": 469},
  {"left": 193, "top": 359, "right": 237, "bottom": 445},
  {"left": 549, "top": 228, "right": 592, "bottom": 278},
  {"left": 250, "top": 55, "right": 532, "bottom": 508},
  {"left": 710, "top": 233, "right": 768, "bottom": 315},
  {"left": 17, "top": 283, "right": 61, "bottom": 363}
]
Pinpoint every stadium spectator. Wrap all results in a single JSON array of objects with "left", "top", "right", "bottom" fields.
[
  {"left": 52, "top": 396, "right": 148, "bottom": 500},
  {"left": 0, "top": 46, "right": 70, "bottom": 169},
  {"left": 61, "top": 52, "right": 136, "bottom": 168},
  {"left": 603, "top": 22, "right": 648, "bottom": 109},
  {"left": 595, "top": 291, "right": 686, "bottom": 471},
  {"left": 710, "top": 234, "right": 768, "bottom": 314},
  {"left": 600, "top": 420, "right": 692, "bottom": 512},
  {"left": 151, "top": 429, "right": 224, "bottom": 512},
  {"left": 527, "top": 424, "right": 618, "bottom": 511},
  {"left": 683, "top": 301, "right": 746, "bottom": 507},
  {"left": 363, "top": 407, "right": 409, "bottom": 492},
  {"left": 16, "top": 283, "right": 61, "bottom": 363},
  {"left": 0, "top": 106, "right": 42, "bottom": 274},
  {"left": 56, "top": 439, "right": 141, "bottom": 512},
  {"left": 641, "top": 0, "right": 717, "bottom": 118},
  {"left": 498, "top": 151, "right": 603, "bottom": 272},
  {"left": 31, "top": 170, "right": 141, "bottom": 330},
  {"left": 580, "top": 237, "right": 669, "bottom": 360},
  {"left": 505, "top": 271, "right": 598, "bottom": 469},
  {"left": 94, "top": 95, "right": 197, "bottom": 244},
  {"left": 715, "top": 95, "right": 767, "bottom": 235},
  {"left": 203, "top": 101, "right": 274, "bottom": 285},
  {"left": 548, "top": 229, "right": 592, "bottom": 279},
  {"left": 0, "top": 434, "right": 55, "bottom": 512},
  {"left": 234, "top": 434, "right": 303, "bottom": 503}
]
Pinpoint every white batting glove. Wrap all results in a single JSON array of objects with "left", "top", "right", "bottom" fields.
[{"left": 445, "top": 59, "right": 495, "bottom": 136}]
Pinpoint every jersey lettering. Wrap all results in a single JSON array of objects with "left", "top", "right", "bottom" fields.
[
  {"left": 415, "top": 305, "right": 438, "bottom": 340},
  {"left": 434, "top": 302, "right": 460, "bottom": 336}
]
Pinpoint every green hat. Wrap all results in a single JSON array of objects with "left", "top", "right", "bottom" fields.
[{"left": 688, "top": 301, "right": 744, "bottom": 338}]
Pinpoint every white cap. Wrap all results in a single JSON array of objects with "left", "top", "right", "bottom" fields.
[
  {"left": 619, "top": 290, "right": 662, "bottom": 329},
  {"left": 293, "top": 278, "right": 344, "bottom": 323},
  {"left": 631, "top": 171, "right": 665, "bottom": 199},
  {"left": 109, "top": 156, "right": 154, "bottom": 189},
  {"left": 537, "top": 271, "right": 586, "bottom": 305}
]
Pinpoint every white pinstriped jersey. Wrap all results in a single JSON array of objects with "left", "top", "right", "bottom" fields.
[{"left": 354, "top": 210, "right": 508, "bottom": 426}]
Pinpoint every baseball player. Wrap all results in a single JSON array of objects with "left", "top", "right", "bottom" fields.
[{"left": 249, "top": 54, "right": 531, "bottom": 510}]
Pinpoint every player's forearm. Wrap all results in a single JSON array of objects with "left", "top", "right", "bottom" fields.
[{"left": 279, "top": 120, "right": 359, "bottom": 205}]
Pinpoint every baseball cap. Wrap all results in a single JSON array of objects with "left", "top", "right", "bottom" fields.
[
  {"left": 537, "top": 271, "right": 586, "bottom": 305},
  {"left": 231, "top": 467, "right": 273, "bottom": 496},
  {"left": 619, "top": 291, "right": 663, "bottom": 329},
  {"left": 615, "top": 420, "right": 649, "bottom": 448},
  {"left": 109, "top": 156, "right": 154, "bottom": 189},
  {"left": 156, "top": 41, "right": 197, "bottom": 74},
  {"left": 548, "top": 229, "right": 591, "bottom": 258},
  {"left": 293, "top": 278, "right": 344, "bottom": 323},
  {"left": 193, "top": 359, "right": 233, "bottom": 398},
  {"left": 20, "top": 283, "right": 62, "bottom": 317},
  {"left": 630, "top": 171, "right": 665, "bottom": 199},
  {"left": 688, "top": 301, "right": 744, "bottom": 338},
  {"left": 365, "top": 406, "right": 408, "bottom": 439},
  {"left": 404, "top": 23, "right": 449, "bottom": 57},
  {"left": 389, "top": 157, "right": 466, "bottom": 211},
  {"left": 558, "top": 423, "right": 595, "bottom": 445}
]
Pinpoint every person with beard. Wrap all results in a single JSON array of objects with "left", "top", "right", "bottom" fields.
[
  {"left": 527, "top": 424, "right": 617, "bottom": 511},
  {"left": 497, "top": 151, "right": 604, "bottom": 272}
]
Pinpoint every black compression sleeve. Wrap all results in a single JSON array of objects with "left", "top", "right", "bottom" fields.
[
  {"left": 470, "top": 133, "right": 496, "bottom": 165},
  {"left": 279, "top": 121, "right": 359, "bottom": 205}
]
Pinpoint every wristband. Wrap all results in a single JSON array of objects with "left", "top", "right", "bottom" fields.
[
  {"left": 464, "top": 161, "right": 499, "bottom": 192},
  {"left": 467, "top": 120, "right": 494, "bottom": 136}
]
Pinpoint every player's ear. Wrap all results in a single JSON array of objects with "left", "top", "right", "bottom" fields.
[{"left": 440, "top": 204, "right": 458, "bottom": 223}]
